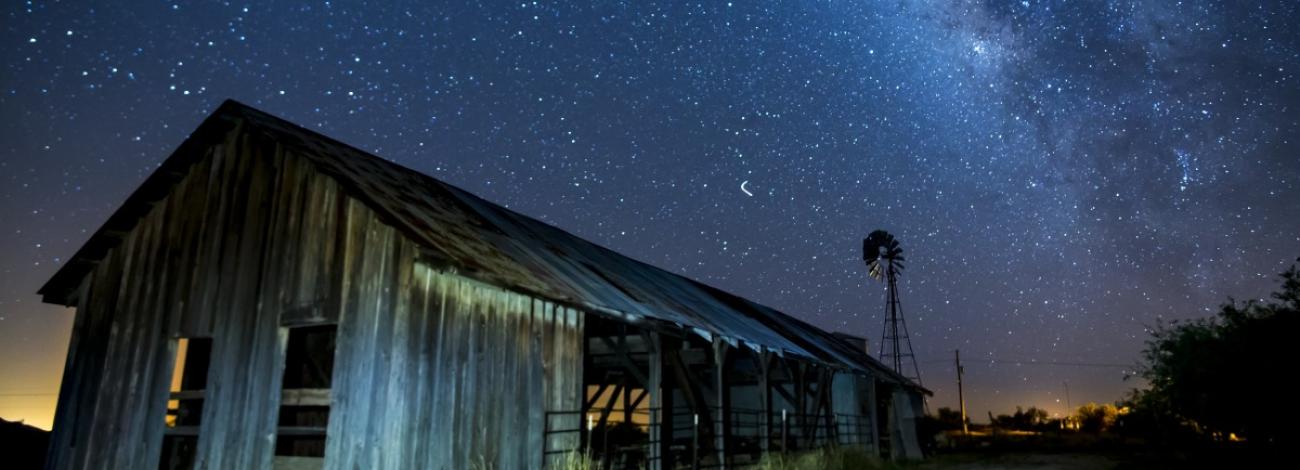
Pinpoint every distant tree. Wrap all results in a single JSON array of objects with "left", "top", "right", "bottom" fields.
[
  {"left": 987, "top": 406, "right": 1051, "bottom": 431},
  {"left": 1020, "top": 406, "right": 1049, "bottom": 427},
  {"left": 932, "top": 407, "right": 966, "bottom": 430},
  {"left": 919, "top": 408, "right": 959, "bottom": 451},
  {"left": 1074, "top": 403, "right": 1119, "bottom": 433},
  {"left": 1135, "top": 258, "right": 1300, "bottom": 446},
  {"left": 1114, "top": 387, "right": 1198, "bottom": 443},
  {"left": 0, "top": 418, "right": 48, "bottom": 469}
]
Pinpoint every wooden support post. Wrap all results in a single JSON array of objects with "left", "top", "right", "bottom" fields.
[
  {"left": 654, "top": 333, "right": 675, "bottom": 470},
  {"left": 826, "top": 372, "right": 836, "bottom": 444},
  {"left": 827, "top": 371, "right": 839, "bottom": 446},
  {"left": 667, "top": 345, "right": 712, "bottom": 434},
  {"left": 692, "top": 413, "right": 700, "bottom": 470},
  {"left": 623, "top": 376, "right": 633, "bottom": 424},
  {"left": 759, "top": 350, "right": 772, "bottom": 455},
  {"left": 806, "top": 368, "right": 826, "bottom": 446},
  {"left": 599, "top": 334, "right": 649, "bottom": 388},
  {"left": 647, "top": 336, "right": 661, "bottom": 470},
  {"left": 667, "top": 343, "right": 714, "bottom": 468},
  {"left": 781, "top": 408, "right": 788, "bottom": 453},
  {"left": 793, "top": 361, "right": 805, "bottom": 450},
  {"left": 595, "top": 381, "right": 624, "bottom": 461},
  {"left": 805, "top": 367, "right": 825, "bottom": 444},
  {"left": 713, "top": 339, "right": 731, "bottom": 469},
  {"left": 585, "top": 380, "right": 611, "bottom": 411},
  {"left": 597, "top": 383, "right": 624, "bottom": 431},
  {"left": 865, "top": 375, "right": 880, "bottom": 457}
]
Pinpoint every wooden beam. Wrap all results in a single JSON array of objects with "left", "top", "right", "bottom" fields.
[
  {"left": 667, "top": 346, "right": 711, "bottom": 430},
  {"left": 646, "top": 331, "right": 662, "bottom": 470},
  {"left": 274, "top": 425, "right": 328, "bottom": 436},
  {"left": 655, "top": 333, "right": 675, "bottom": 470},
  {"left": 628, "top": 388, "right": 648, "bottom": 411},
  {"left": 759, "top": 350, "right": 772, "bottom": 455},
  {"left": 713, "top": 339, "right": 732, "bottom": 468},
  {"left": 584, "top": 381, "right": 611, "bottom": 411},
  {"left": 167, "top": 390, "right": 205, "bottom": 400},
  {"left": 823, "top": 370, "right": 837, "bottom": 445},
  {"left": 793, "top": 361, "right": 806, "bottom": 449},
  {"left": 623, "top": 378, "right": 633, "bottom": 424},
  {"left": 804, "top": 368, "right": 829, "bottom": 444},
  {"left": 771, "top": 381, "right": 798, "bottom": 409},
  {"left": 667, "top": 342, "right": 720, "bottom": 468},
  {"left": 598, "top": 334, "right": 649, "bottom": 388},
  {"left": 597, "top": 382, "right": 625, "bottom": 431},
  {"left": 866, "top": 376, "right": 881, "bottom": 457},
  {"left": 279, "top": 388, "right": 331, "bottom": 407},
  {"left": 160, "top": 426, "right": 201, "bottom": 437}
]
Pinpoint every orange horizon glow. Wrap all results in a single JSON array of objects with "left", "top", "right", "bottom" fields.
[{"left": 0, "top": 304, "right": 74, "bottom": 431}]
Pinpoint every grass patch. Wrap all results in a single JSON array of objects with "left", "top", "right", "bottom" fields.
[
  {"left": 552, "top": 450, "right": 601, "bottom": 470},
  {"left": 756, "top": 446, "right": 902, "bottom": 470}
]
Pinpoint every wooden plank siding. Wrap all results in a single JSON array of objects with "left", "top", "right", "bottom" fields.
[
  {"left": 326, "top": 213, "right": 583, "bottom": 468},
  {"left": 42, "top": 102, "right": 932, "bottom": 468},
  {"left": 45, "top": 125, "right": 296, "bottom": 469},
  {"left": 45, "top": 123, "right": 584, "bottom": 469}
]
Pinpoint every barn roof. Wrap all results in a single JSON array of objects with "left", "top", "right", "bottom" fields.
[{"left": 39, "top": 100, "right": 928, "bottom": 393}]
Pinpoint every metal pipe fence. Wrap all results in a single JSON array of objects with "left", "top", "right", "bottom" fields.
[{"left": 543, "top": 407, "right": 874, "bottom": 468}]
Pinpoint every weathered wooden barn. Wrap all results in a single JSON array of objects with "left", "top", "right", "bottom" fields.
[{"left": 39, "top": 100, "right": 929, "bottom": 469}]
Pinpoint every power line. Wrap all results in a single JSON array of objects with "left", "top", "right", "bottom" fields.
[
  {"left": 918, "top": 358, "right": 1134, "bottom": 369},
  {"left": 976, "top": 359, "right": 1134, "bottom": 369}
]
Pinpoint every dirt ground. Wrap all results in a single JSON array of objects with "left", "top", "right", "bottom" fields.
[
  {"left": 915, "top": 448, "right": 1287, "bottom": 469},
  {"left": 918, "top": 452, "right": 1123, "bottom": 470}
]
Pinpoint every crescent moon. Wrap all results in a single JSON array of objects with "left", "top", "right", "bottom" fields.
[{"left": 740, "top": 180, "right": 753, "bottom": 197}]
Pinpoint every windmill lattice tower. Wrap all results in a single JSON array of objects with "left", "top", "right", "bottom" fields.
[{"left": 863, "top": 230, "right": 922, "bottom": 385}]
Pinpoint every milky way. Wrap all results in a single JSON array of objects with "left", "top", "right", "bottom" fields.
[{"left": 3, "top": 1, "right": 1299, "bottom": 428}]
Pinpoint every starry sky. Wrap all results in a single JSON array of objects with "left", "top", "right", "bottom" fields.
[{"left": 3, "top": 1, "right": 1299, "bottom": 430}]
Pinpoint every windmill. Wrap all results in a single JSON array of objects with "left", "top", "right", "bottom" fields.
[{"left": 863, "top": 230, "right": 922, "bottom": 385}]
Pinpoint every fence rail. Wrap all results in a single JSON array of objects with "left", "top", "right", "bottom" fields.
[{"left": 543, "top": 407, "right": 875, "bottom": 468}]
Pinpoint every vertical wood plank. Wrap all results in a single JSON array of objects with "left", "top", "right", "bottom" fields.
[{"left": 48, "top": 127, "right": 588, "bottom": 470}]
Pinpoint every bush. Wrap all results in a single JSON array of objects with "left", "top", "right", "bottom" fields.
[
  {"left": 1074, "top": 403, "right": 1119, "bottom": 434},
  {"left": 1133, "top": 258, "right": 1300, "bottom": 446}
]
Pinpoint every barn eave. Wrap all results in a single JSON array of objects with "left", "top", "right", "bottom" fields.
[{"left": 38, "top": 99, "right": 929, "bottom": 393}]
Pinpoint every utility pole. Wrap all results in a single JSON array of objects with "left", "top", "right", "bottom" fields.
[
  {"left": 955, "top": 349, "right": 967, "bottom": 435},
  {"left": 1063, "top": 381, "right": 1072, "bottom": 429},
  {"left": 1063, "top": 381, "right": 1071, "bottom": 413}
]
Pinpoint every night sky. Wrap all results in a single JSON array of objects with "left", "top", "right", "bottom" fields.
[{"left": 3, "top": 1, "right": 1299, "bottom": 430}]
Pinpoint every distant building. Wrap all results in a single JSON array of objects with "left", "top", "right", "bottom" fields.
[{"left": 39, "top": 101, "right": 929, "bottom": 469}]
